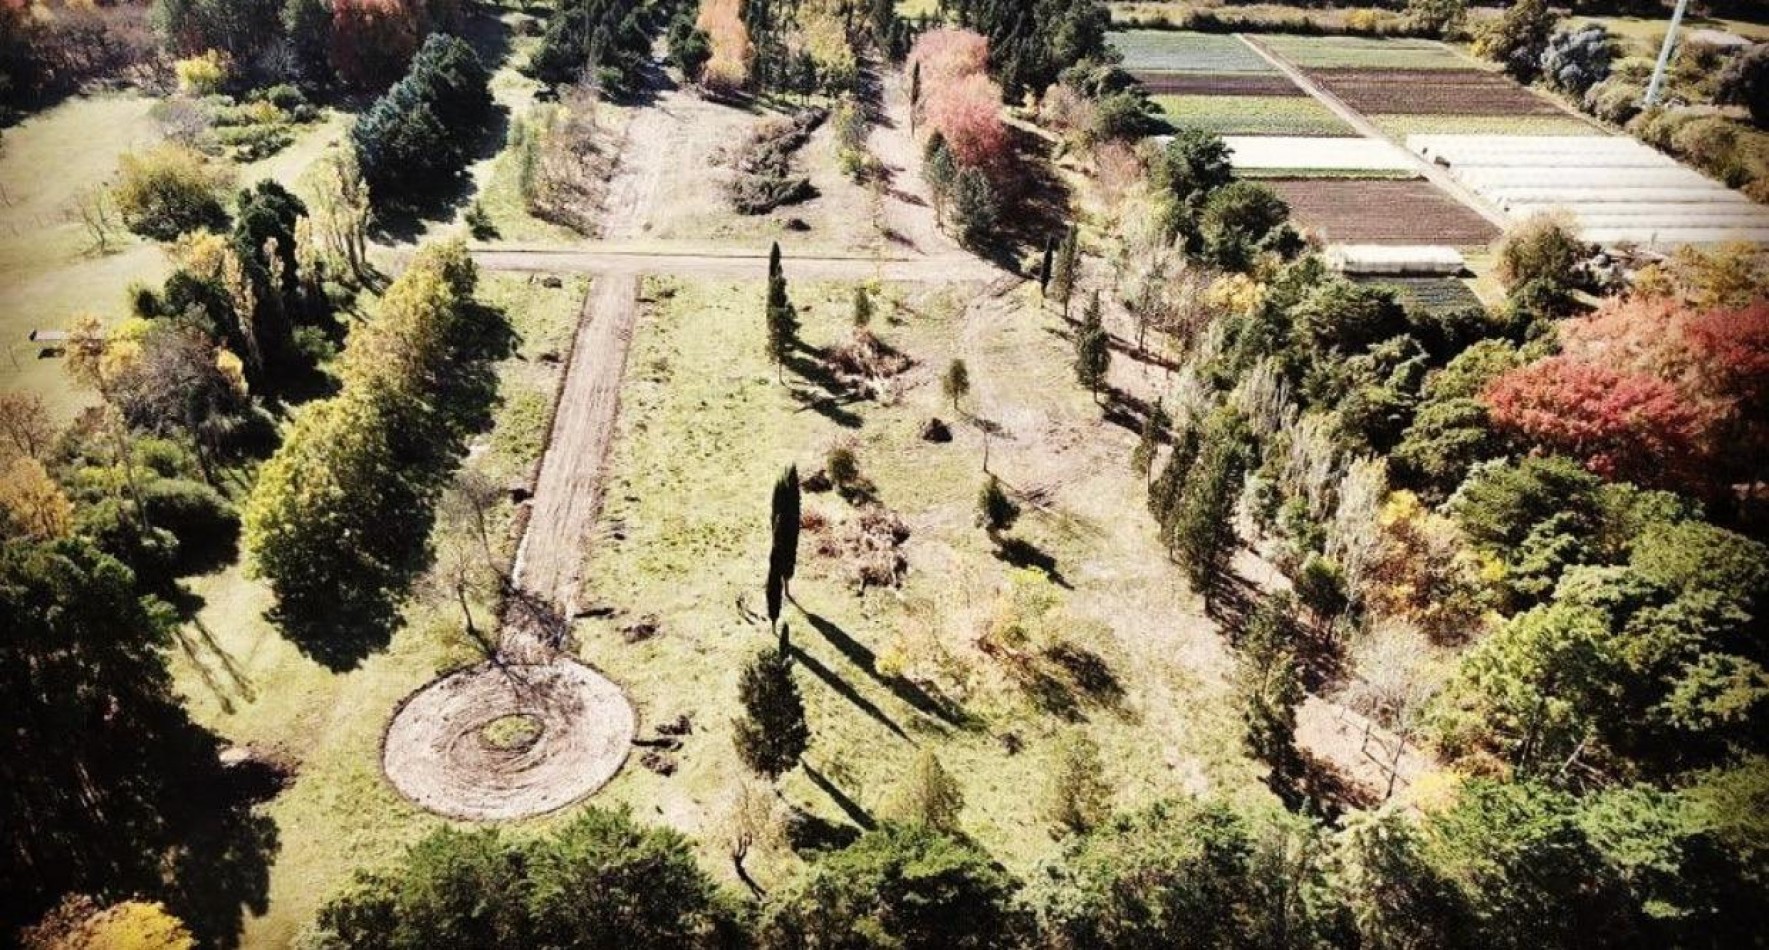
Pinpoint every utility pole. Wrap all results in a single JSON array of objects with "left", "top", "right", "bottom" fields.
[{"left": 1643, "top": 0, "right": 1691, "bottom": 107}]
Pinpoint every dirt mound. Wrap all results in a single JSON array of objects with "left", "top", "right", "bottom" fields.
[{"left": 382, "top": 659, "right": 635, "bottom": 821}]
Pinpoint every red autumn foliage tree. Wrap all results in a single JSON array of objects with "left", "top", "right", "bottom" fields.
[
  {"left": 1684, "top": 300, "right": 1769, "bottom": 488},
  {"left": 908, "top": 29, "right": 1009, "bottom": 177},
  {"left": 908, "top": 27, "right": 989, "bottom": 86},
  {"left": 331, "top": 0, "right": 460, "bottom": 90},
  {"left": 923, "top": 73, "right": 1010, "bottom": 172},
  {"left": 1483, "top": 355, "right": 1719, "bottom": 491}
]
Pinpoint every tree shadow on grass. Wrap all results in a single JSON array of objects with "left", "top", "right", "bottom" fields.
[
  {"left": 800, "top": 609, "right": 972, "bottom": 729},
  {"left": 991, "top": 535, "right": 1070, "bottom": 589},
  {"left": 789, "top": 644, "right": 908, "bottom": 740},
  {"left": 802, "top": 764, "right": 877, "bottom": 833},
  {"left": 1267, "top": 746, "right": 1378, "bottom": 824}
]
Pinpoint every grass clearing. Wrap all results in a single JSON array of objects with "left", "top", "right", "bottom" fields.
[
  {"left": 1370, "top": 112, "right": 1605, "bottom": 139},
  {"left": 1260, "top": 34, "right": 1473, "bottom": 70},
  {"left": 170, "top": 272, "right": 588, "bottom": 947},
  {"left": 0, "top": 93, "right": 167, "bottom": 420},
  {"left": 1156, "top": 93, "right": 1354, "bottom": 136},
  {"left": 569, "top": 274, "right": 1264, "bottom": 887},
  {"left": 1109, "top": 30, "right": 1277, "bottom": 73}
]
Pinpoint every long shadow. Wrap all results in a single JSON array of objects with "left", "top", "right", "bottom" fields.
[
  {"left": 803, "top": 764, "right": 877, "bottom": 832},
  {"left": 992, "top": 535, "right": 1070, "bottom": 589},
  {"left": 1266, "top": 746, "right": 1377, "bottom": 824},
  {"left": 801, "top": 609, "right": 969, "bottom": 728},
  {"left": 789, "top": 644, "right": 908, "bottom": 740},
  {"left": 785, "top": 348, "right": 863, "bottom": 428}
]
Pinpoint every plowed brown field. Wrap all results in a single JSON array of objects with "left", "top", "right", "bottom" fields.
[
  {"left": 1266, "top": 178, "right": 1500, "bottom": 245},
  {"left": 1308, "top": 68, "right": 1567, "bottom": 116},
  {"left": 1130, "top": 71, "right": 1304, "bottom": 96}
]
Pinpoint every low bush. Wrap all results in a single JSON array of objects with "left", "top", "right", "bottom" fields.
[
  {"left": 1716, "top": 43, "right": 1768, "bottom": 127},
  {"left": 1582, "top": 77, "right": 1643, "bottom": 125},
  {"left": 112, "top": 144, "right": 231, "bottom": 240}
]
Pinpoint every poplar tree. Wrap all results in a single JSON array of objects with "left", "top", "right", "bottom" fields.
[
  {"left": 1132, "top": 399, "right": 1170, "bottom": 485},
  {"left": 943, "top": 359, "right": 970, "bottom": 413}
]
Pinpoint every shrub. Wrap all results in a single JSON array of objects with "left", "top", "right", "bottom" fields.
[
  {"left": 174, "top": 49, "right": 230, "bottom": 94},
  {"left": 112, "top": 144, "right": 230, "bottom": 240},
  {"left": 1669, "top": 116, "right": 1751, "bottom": 188},
  {"left": 1406, "top": 0, "right": 1467, "bottom": 39},
  {"left": 1583, "top": 77, "right": 1643, "bottom": 125},
  {"left": 1474, "top": 0, "right": 1557, "bottom": 83},
  {"left": 329, "top": 0, "right": 423, "bottom": 90},
  {"left": 1715, "top": 43, "right": 1768, "bottom": 128},
  {"left": 1541, "top": 25, "right": 1611, "bottom": 97},
  {"left": 1494, "top": 213, "right": 1589, "bottom": 293}
]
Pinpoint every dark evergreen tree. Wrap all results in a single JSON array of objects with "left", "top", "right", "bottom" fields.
[
  {"left": 352, "top": 33, "right": 492, "bottom": 206},
  {"left": 1049, "top": 223, "right": 1079, "bottom": 314},
  {"left": 770, "top": 465, "right": 800, "bottom": 603},
  {"left": 734, "top": 644, "right": 810, "bottom": 780},
  {"left": 1164, "top": 409, "right": 1248, "bottom": 592},
  {"left": 1073, "top": 291, "right": 1110, "bottom": 401},
  {"left": 765, "top": 242, "right": 796, "bottom": 379}
]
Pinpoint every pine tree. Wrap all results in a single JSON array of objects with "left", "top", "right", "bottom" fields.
[
  {"left": 1043, "top": 730, "right": 1111, "bottom": 836},
  {"left": 1049, "top": 224, "right": 1079, "bottom": 315},
  {"left": 1038, "top": 236, "right": 1055, "bottom": 295},
  {"left": 883, "top": 749, "right": 964, "bottom": 833},
  {"left": 734, "top": 643, "right": 810, "bottom": 780},
  {"left": 1235, "top": 595, "right": 1303, "bottom": 771},
  {"left": 977, "top": 475, "right": 1018, "bottom": 534},
  {"left": 943, "top": 358, "right": 970, "bottom": 413},
  {"left": 909, "top": 60, "right": 922, "bottom": 132},
  {"left": 765, "top": 242, "right": 796, "bottom": 380},
  {"left": 1165, "top": 409, "right": 1249, "bottom": 593},
  {"left": 923, "top": 132, "right": 958, "bottom": 223},
  {"left": 1073, "top": 291, "right": 1110, "bottom": 401},
  {"left": 1149, "top": 416, "right": 1199, "bottom": 526},
  {"left": 1131, "top": 399, "right": 1170, "bottom": 484},
  {"left": 769, "top": 465, "right": 800, "bottom": 605}
]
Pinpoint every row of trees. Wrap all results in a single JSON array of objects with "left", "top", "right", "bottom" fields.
[
  {"left": 305, "top": 752, "right": 1768, "bottom": 948},
  {"left": 152, "top": 0, "right": 465, "bottom": 91},
  {"left": 242, "top": 239, "right": 503, "bottom": 667}
]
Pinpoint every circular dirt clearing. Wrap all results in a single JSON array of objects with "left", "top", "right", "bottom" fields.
[{"left": 383, "top": 659, "right": 635, "bottom": 821}]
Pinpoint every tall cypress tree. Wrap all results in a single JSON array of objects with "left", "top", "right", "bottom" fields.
[
  {"left": 1049, "top": 224, "right": 1079, "bottom": 316},
  {"left": 1074, "top": 291, "right": 1110, "bottom": 402},
  {"left": 1165, "top": 409, "right": 1249, "bottom": 594},
  {"left": 770, "top": 465, "right": 800, "bottom": 604},
  {"left": 765, "top": 242, "right": 795, "bottom": 380}
]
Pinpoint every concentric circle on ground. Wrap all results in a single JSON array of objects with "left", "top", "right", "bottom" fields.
[{"left": 382, "top": 659, "right": 635, "bottom": 821}]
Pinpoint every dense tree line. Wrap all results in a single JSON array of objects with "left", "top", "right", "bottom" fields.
[
  {"left": 243, "top": 239, "right": 504, "bottom": 667},
  {"left": 947, "top": 0, "right": 1109, "bottom": 99},
  {"left": 529, "top": 0, "right": 660, "bottom": 95}
]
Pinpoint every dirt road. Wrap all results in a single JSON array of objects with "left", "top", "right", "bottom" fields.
[{"left": 472, "top": 243, "right": 994, "bottom": 282}]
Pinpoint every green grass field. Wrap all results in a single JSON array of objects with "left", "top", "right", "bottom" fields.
[
  {"left": 171, "top": 273, "right": 590, "bottom": 947},
  {"left": 1109, "top": 30, "right": 1277, "bottom": 73},
  {"left": 1370, "top": 112, "right": 1605, "bottom": 139},
  {"left": 567, "top": 275, "right": 1264, "bottom": 888},
  {"left": 1260, "top": 34, "right": 1474, "bottom": 70},
  {"left": 1156, "top": 93, "right": 1354, "bottom": 136}
]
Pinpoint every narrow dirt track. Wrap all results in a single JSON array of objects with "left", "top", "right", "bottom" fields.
[
  {"left": 510, "top": 273, "right": 640, "bottom": 620},
  {"left": 472, "top": 244, "right": 994, "bottom": 282}
]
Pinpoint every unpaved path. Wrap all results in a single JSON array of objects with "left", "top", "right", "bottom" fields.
[
  {"left": 510, "top": 274, "right": 639, "bottom": 621},
  {"left": 1237, "top": 33, "right": 1509, "bottom": 230},
  {"left": 472, "top": 243, "right": 994, "bottom": 282}
]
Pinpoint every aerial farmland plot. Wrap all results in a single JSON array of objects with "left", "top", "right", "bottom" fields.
[
  {"left": 1108, "top": 30, "right": 1277, "bottom": 73},
  {"left": 1263, "top": 178, "right": 1501, "bottom": 246},
  {"left": 1154, "top": 93, "right": 1354, "bottom": 136},
  {"left": 1256, "top": 34, "right": 1472, "bottom": 70}
]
